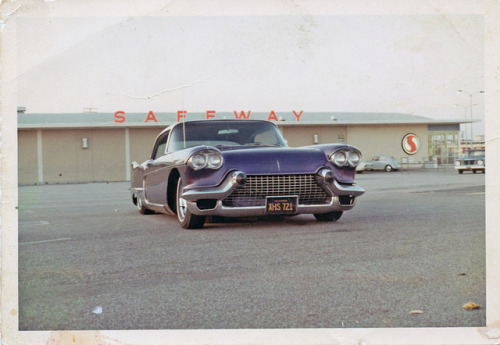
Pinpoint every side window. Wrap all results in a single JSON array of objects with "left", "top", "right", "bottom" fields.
[
  {"left": 167, "top": 126, "right": 184, "bottom": 152},
  {"left": 152, "top": 131, "right": 170, "bottom": 160}
]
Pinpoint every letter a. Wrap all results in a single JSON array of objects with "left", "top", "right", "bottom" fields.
[
  {"left": 145, "top": 111, "right": 158, "bottom": 122},
  {"left": 267, "top": 110, "right": 279, "bottom": 121}
]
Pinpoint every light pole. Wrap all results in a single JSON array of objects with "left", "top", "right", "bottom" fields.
[
  {"left": 457, "top": 90, "right": 484, "bottom": 150},
  {"left": 455, "top": 102, "right": 477, "bottom": 153},
  {"left": 454, "top": 104, "right": 467, "bottom": 157}
]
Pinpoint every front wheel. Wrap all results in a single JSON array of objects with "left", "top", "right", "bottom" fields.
[
  {"left": 176, "top": 178, "right": 206, "bottom": 229},
  {"left": 385, "top": 165, "right": 393, "bottom": 172},
  {"left": 314, "top": 211, "right": 343, "bottom": 222}
]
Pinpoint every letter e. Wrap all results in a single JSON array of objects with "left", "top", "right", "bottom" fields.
[{"left": 177, "top": 110, "right": 187, "bottom": 122}]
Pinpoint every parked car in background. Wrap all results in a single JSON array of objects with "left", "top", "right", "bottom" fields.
[
  {"left": 355, "top": 161, "right": 366, "bottom": 173},
  {"left": 130, "top": 120, "right": 365, "bottom": 229},
  {"left": 363, "top": 154, "right": 402, "bottom": 172},
  {"left": 454, "top": 149, "right": 485, "bottom": 174}
]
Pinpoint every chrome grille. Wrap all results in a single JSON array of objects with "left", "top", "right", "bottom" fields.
[{"left": 222, "top": 174, "right": 331, "bottom": 207}]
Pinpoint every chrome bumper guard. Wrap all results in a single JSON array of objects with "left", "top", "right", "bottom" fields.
[
  {"left": 182, "top": 169, "right": 365, "bottom": 217},
  {"left": 454, "top": 165, "right": 484, "bottom": 170}
]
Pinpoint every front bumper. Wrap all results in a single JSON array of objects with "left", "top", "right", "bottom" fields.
[
  {"left": 182, "top": 170, "right": 365, "bottom": 217},
  {"left": 454, "top": 164, "right": 484, "bottom": 171}
]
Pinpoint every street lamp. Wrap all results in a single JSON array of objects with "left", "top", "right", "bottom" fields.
[
  {"left": 454, "top": 103, "right": 477, "bottom": 141},
  {"left": 457, "top": 90, "right": 484, "bottom": 149}
]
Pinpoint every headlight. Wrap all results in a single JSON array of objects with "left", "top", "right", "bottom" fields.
[
  {"left": 455, "top": 161, "right": 461, "bottom": 166},
  {"left": 330, "top": 149, "right": 362, "bottom": 168},
  {"left": 347, "top": 152, "right": 361, "bottom": 167},
  {"left": 188, "top": 150, "right": 223, "bottom": 170},
  {"left": 477, "top": 160, "right": 484, "bottom": 166},
  {"left": 207, "top": 152, "right": 223, "bottom": 169},
  {"left": 331, "top": 151, "right": 347, "bottom": 167},
  {"left": 189, "top": 153, "right": 207, "bottom": 170}
]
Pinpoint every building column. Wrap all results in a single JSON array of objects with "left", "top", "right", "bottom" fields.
[
  {"left": 37, "top": 129, "right": 43, "bottom": 183},
  {"left": 125, "top": 128, "right": 131, "bottom": 181}
]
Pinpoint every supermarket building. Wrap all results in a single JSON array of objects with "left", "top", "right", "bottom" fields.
[{"left": 17, "top": 109, "right": 471, "bottom": 185}]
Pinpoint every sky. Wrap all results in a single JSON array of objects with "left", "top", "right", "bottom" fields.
[{"left": 16, "top": 14, "right": 485, "bottom": 136}]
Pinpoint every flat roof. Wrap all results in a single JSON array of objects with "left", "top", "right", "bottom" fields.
[{"left": 17, "top": 111, "right": 476, "bottom": 129}]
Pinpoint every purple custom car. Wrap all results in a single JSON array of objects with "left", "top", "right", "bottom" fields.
[{"left": 130, "top": 120, "right": 365, "bottom": 229}]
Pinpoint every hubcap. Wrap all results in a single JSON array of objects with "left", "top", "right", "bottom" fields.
[
  {"left": 178, "top": 196, "right": 187, "bottom": 221},
  {"left": 177, "top": 181, "right": 187, "bottom": 221}
]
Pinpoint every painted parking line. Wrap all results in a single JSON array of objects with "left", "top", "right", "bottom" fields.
[
  {"left": 19, "top": 238, "right": 71, "bottom": 245},
  {"left": 19, "top": 220, "right": 50, "bottom": 226}
]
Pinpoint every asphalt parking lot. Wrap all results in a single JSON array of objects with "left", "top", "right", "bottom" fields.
[{"left": 18, "top": 168, "right": 486, "bottom": 330}]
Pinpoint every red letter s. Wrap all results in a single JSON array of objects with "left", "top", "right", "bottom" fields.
[{"left": 114, "top": 111, "right": 126, "bottom": 123}]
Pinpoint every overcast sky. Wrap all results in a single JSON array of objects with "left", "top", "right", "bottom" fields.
[{"left": 17, "top": 14, "right": 485, "bottom": 135}]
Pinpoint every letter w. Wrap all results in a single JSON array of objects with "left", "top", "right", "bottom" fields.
[{"left": 233, "top": 110, "right": 251, "bottom": 119}]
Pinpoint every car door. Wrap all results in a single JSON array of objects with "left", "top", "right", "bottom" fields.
[
  {"left": 377, "top": 156, "right": 390, "bottom": 169},
  {"left": 372, "top": 156, "right": 383, "bottom": 170},
  {"left": 144, "top": 130, "right": 174, "bottom": 205}
]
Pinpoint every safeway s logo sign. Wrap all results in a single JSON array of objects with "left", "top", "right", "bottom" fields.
[{"left": 402, "top": 133, "right": 420, "bottom": 155}]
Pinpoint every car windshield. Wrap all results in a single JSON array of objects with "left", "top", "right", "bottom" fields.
[
  {"left": 467, "top": 150, "right": 485, "bottom": 157},
  {"left": 168, "top": 121, "right": 287, "bottom": 151}
]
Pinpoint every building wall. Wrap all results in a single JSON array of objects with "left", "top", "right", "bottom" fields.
[
  {"left": 18, "top": 123, "right": 431, "bottom": 185},
  {"left": 18, "top": 130, "right": 39, "bottom": 184},
  {"left": 280, "top": 124, "right": 428, "bottom": 164},
  {"left": 347, "top": 124, "right": 429, "bottom": 163},
  {"left": 129, "top": 128, "right": 162, "bottom": 164},
  {"left": 19, "top": 128, "right": 128, "bottom": 184},
  {"left": 89, "top": 128, "right": 127, "bottom": 182},
  {"left": 280, "top": 126, "right": 347, "bottom": 146},
  {"left": 41, "top": 129, "right": 81, "bottom": 183}
]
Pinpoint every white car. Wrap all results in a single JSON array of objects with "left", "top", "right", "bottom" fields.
[
  {"left": 356, "top": 161, "right": 366, "bottom": 173},
  {"left": 363, "top": 155, "right": 402, "bottom": 172}
]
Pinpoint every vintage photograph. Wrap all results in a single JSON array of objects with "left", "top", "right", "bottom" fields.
[{"left": 2, "top": 1, "right": 498, "bottom": 345}]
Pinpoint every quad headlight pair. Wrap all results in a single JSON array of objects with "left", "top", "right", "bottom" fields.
[
  {"left": 188, "top": 150, "right": 224, "bottom": 170},
  {"left": 330, "top": 150, "right": 361, "bottom": 168}
]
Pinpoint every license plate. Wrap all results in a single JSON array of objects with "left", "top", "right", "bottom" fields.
[{"left": 266, "top": 196, "right": 298, "bottom": 215}]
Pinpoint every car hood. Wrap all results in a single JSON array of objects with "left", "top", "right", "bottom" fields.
[{"left": 219, "top": 146, "right": 329, "bottom": 174}]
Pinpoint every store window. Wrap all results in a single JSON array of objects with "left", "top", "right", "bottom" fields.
[{"left": 428, "top": 131, "right": 459, "bottom": 165}]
